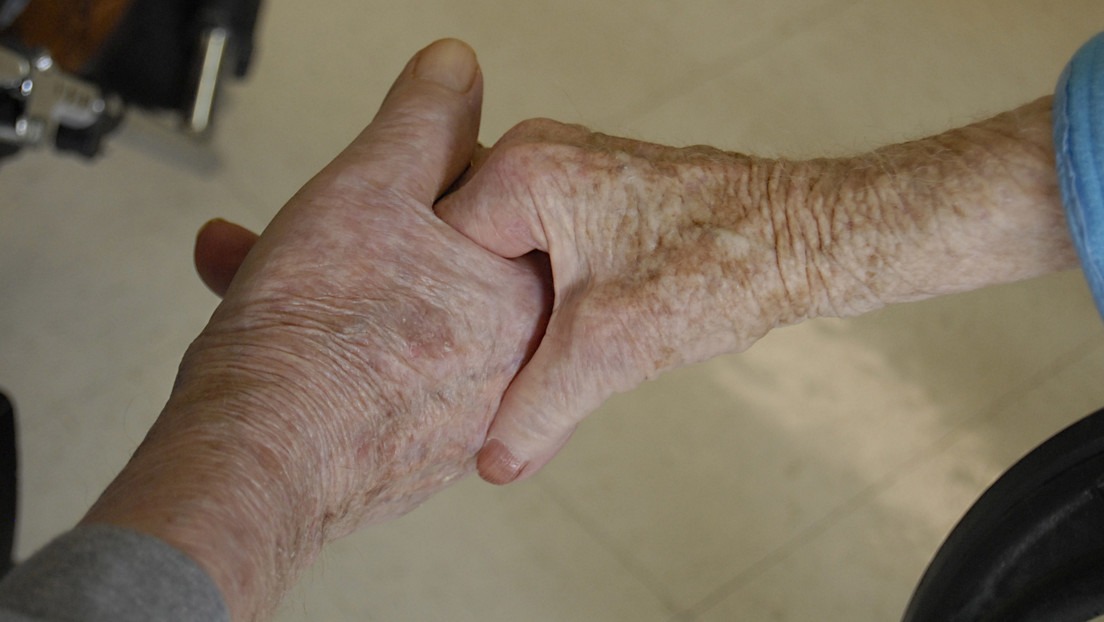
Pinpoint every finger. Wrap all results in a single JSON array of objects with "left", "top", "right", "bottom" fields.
[
  {"left": 435, "top": 177, "right": 545, "bottom": 258},
  {"left": 475, "top": 310, "right": 607, "bottom": 485},
  {"left": 194, "top": 219, "right": 260, "bottom": 297},
  {"left": 339, "top": 38, "right": 484, "bottom": 207},
  {"left": 479, "top": 421, "right": 576, "bottom": 485}
]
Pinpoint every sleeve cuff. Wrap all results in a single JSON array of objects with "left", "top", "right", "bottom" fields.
[
  {"left": 0, "top": 525, "right": 228, "bottom": 622},
  {"left": 1055, "top": 31, "right": 1104, "bottom": 318}
]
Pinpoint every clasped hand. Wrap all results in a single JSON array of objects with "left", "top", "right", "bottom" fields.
[
  {"left": 193, "top": 43, "right": 797, "bottom": 506},
  {"left": 80, "top": 36, "right": 1073, "bottom": 622},
  {"left": 185, "top": 40, "right": 553, "bottom": 535}
]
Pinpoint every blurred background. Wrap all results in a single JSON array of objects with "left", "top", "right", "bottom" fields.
[{"left": 2, "top": 1, "right": 1104, "bottom": 620}]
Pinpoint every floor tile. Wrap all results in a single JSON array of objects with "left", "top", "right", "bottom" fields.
[
  {"left": 209, "top": 0, "right": 857, "bottom": 217},
  {"left": 535, "top": 270, "right": 1099, "bottom": 611},
  {"left": 624, "top": 0, "right": 1104, "bottom": 157},
  {"left": 696, "top": 339, "right": 1104, "bottom": 621},
  {"left": 273, "top": 478, "right": 669, "bottom": 622},
  {"left": 518, "top": 4, "right": 1104, "bottom": 609},
  {"left": 3, "top": 1, "right": 1103, "bottom": 620},
  {"left": 1, "top": 143, "right": 248, "bottom": 556}
]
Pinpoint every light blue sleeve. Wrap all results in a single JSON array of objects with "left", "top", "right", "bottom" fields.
[{"left": 1055, "top": 32, "right": 1104, "bottom": 317}]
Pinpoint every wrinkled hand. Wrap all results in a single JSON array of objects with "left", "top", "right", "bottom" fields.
[
  {"left": 436, "top": 121, "right": 809, "bottom": 484},
  {"left": 180, "top": 42, "right": 550, "bottom": 530},
  {"left": 86, "top": 40, "right": 549, "bottom": 621},
  {"left": 436, "top": 97, "right": 1079, "bottom": 487}
]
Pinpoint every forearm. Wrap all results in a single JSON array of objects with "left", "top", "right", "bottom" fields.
[
  {"left": 79, "top": 403, "right": 321, "bottom": 622},
  {"left": 430, "top": 95, "right": 1081, "bottom": 485},
  {"left": 76, "top": 245, "right": 542, "bottom": 620},
  {"left": 79, "top": 364, "right": 344, "bottom": 622},
  {"left": 559, "top": 98, "right": 1078, "bottom": 358},
  {"left": 768, "top": 96, "right": 1077, "bottom": 320},
  {"left": 79, "top": 39, "right": 525, "bottom": 617}
]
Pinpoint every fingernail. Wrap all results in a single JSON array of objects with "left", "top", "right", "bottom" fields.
[
  {"left": 477, "top": 438, "right": 525, "bottom": 485},
  {"left": 413, "top": 39, "right": 478, "bottom": 93}
]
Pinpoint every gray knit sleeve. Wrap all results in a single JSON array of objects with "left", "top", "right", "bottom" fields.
[{"left": 0, "top": 524, "right": 228, "bottom": 622}]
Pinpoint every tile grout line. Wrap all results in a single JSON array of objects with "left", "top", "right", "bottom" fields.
[
  {"left": 676, "top": 335, "right": 1104, "bottom": 619},
  {"left": 598, "top": 0, "right": 867, "bottom": 132},
  {"left": 535, "top": 476, "right": 686, "bottom": 617}
]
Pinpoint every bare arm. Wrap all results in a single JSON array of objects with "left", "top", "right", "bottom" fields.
[
  {"left": 438, "top": 97, "right": 1078, "bottom": 484},
  {"left": 797, "top": 96, "right": 1075, "bottom": 316},
  {"left": 72, "top": 39, "right": 548, "bottom": 621}
]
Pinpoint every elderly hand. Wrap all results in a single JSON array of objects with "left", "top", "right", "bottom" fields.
[
  {"left": 436, "top": 122, "right": 808, "bottom": 485},
  {"left": 82, "top": 39, "right": 548, "bottom": 621},
  {"left": 436, "top": 99, "right": 1076, "bottom": 485}
]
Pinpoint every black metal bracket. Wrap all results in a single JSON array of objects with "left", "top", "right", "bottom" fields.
[{"left": 0, "top": 392, "right": 16, "bottom": 578}]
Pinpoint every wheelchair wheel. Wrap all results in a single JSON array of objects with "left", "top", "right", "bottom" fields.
[{"left": 904, "top": 407, "right": 1104, "bottom": 621}]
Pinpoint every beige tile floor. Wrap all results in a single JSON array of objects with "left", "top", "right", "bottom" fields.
[{"left": 3, "top": 1, "right": 1104, "bottom": 620}]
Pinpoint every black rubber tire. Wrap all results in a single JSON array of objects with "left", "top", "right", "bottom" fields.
[{"left": 904, "top": 407, "right": 1104, "bottom": 622}]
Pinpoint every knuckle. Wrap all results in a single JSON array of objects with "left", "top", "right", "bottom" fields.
[
  {"left": 505, "top": 117, "right": 567, "bottom": 141},
  {"left": 500, "top": 118, "right": 592, "bottom": 149}
]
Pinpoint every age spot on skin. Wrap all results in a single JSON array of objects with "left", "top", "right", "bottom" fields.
[{"left": 392, "top": 298, "right": 458, "bottom": 362}]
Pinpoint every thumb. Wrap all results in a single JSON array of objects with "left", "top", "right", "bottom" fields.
[
  {"left": 477, "top": 301, "right": 611, "bottom": 485},
  {"left": 338, "top": 38, "right": 485, "bottom": 206}
]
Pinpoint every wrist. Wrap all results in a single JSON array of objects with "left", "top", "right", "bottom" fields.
[
  {"left": 80, "top": 380, "right": 335, "bottom": 621},
  {"left": 767, "top": 97, "right": 1077, "bottom": 320},
  {"left": 736, "top": 155, "right": 846, "bottom": 323}
]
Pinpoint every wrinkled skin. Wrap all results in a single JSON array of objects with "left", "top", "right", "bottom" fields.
[
  {"left": 191, "top": 96, "right": 1074, "bottom": 500},
  {"left": 84, "top": 40, "right": 549, "bottom": 621},
  {"left": 183, "top": 184, "right": 550, "bottom": 532},
  {"left": 178, "top": 58, "right": 551, "bottom": 532},
  {"left": 199, "top": 120, "right": 806, "bottom": 489},
  {"left": 183, "top": 62, "right": 550, "bottom": 535},
  {"left": 436, "top": 121, "right": 803, "bottom": 483},
  {"left": 433, "top": 97, "right": 1075, "bottom": 485},
  {"left": 74, "top": 38, "right": 1074, "bottom": 622}
]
